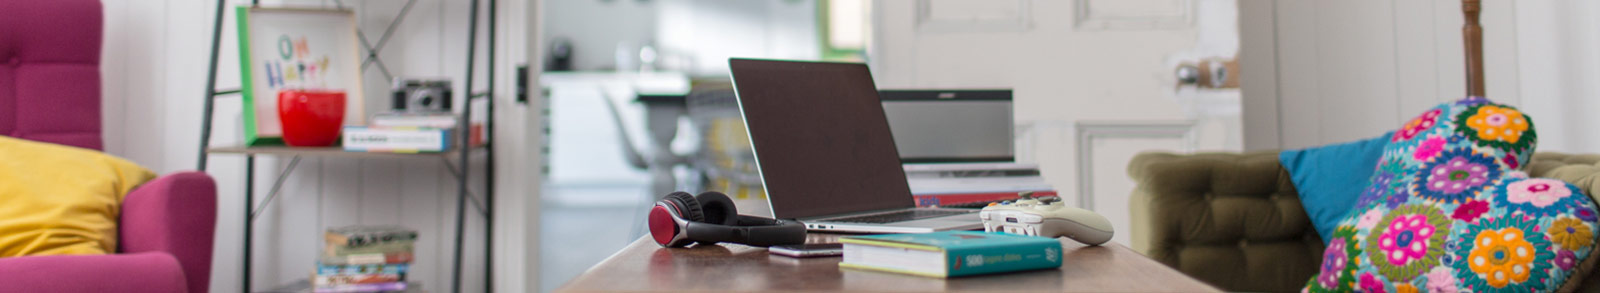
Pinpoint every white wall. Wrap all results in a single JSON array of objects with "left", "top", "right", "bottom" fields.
[
  {"left": 100, "top": 0, "right": 533, "bottom": 292},
  {"left": 539, "top": 0, "right": 817, "bottom": 75},
  {"left": 655, "top": 0, "right": 818, "bottom": 76},
  {"left": 1241, "top": 0, "right": 1600, "bottom": 154},
  {"left": 870, "top": 0, "right": 1242, "bottom": 245},
  {"left": 541, "top": 0, "right": 656, "bottom": 71},
  {"left": 1512, "top": 1, "right": 1600, "bottom": 153}
]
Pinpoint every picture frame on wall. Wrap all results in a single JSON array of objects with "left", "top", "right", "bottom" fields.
[{"left": 236, "top": 7, "right": 366, "bottom": 146}]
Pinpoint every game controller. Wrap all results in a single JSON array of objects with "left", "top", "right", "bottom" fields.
[{"left": 978, "top": 193, "right": 1114, "bottom": 246}]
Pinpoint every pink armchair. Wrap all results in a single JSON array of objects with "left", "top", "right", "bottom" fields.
[{"left": 0, "top": 0, "right": 217, "bottom": 292}]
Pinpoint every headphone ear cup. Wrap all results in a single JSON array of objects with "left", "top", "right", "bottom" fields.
[
  {"left": 662, "top": 192, "right": 704, "bottom": 223},
  {"left": 694, "top": 191, "right": 739, "bottom": 226}
]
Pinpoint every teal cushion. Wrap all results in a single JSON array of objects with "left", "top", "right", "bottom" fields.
[{"left": 1281, "top": 132, "right": 1394, "bottom": 244}]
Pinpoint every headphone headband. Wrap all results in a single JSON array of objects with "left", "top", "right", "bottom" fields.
[{"left": 684, "top": 216, "right": 806, "bottom": 247}]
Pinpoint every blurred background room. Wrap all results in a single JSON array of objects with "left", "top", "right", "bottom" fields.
[
  {"left": 534, "top": 0, "right": 1243, "bottom": 291},
  {"left": 27, "top": 0, "right": 1600, "bottom": 292},
  {"left": 537, "top": 0, "right": 848, "bottom": 290}
]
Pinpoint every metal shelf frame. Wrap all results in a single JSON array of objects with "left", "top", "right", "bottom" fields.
[{"left": 195, "top": 0, "right": 498, "bottom": 292}]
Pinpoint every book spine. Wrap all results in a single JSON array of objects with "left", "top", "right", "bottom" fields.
[
  {"left": 372, "top": 117, "right": 458, "bottom": 128},
  {"left": 943, "top": 239, "right": 1062, "bottom": 277},
  {"left": 912, "top": 190, "right": 1056, "bottom": 207},
  {"left": 325, "top": 231, "right": 419, "bottom": 247},
  {"left": 312, "top": 282, "right": 407, "bottom": 293},
  {"left": 319, "top": 251, "right": 416, "bottom": 266},
  {"left": 324, "top": 241, "right": 415, "bottom": 257},
  {"left": 315, "top": 263, "right": 410, "bottom": 274},
  {"left": 313, "top": 275, "right": 405, "bottom": 286},
  {"left": 908, "top": 184, "right": 1056, "bottom": 195},
  {"left": 341, "top": 127, "right": 450, "bottom": 152}
]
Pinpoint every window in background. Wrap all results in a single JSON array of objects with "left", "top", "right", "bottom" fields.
[{"left": 822, "top": 0, "right": 871, "bottom": 61}]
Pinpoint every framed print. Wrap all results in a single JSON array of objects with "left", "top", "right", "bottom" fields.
[{"left": 237, "top": 7, "right": 365, "bottom": 145}]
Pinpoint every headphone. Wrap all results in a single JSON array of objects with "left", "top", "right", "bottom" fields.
[{"left": 647, "top": 191, "right": 807, "bottom": 248}]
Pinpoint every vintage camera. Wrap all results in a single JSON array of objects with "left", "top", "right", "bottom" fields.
[{"left": 391, "top": 78, "right": 453, "bottom": 112}]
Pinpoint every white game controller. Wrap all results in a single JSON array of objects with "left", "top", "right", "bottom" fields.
[{"left": 979, "top": 194, "right": 1114, "bottom": 246}]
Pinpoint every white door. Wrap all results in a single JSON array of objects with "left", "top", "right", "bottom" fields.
[{"left": 871, "top": 0, "right": 1243, "bottom": 246}]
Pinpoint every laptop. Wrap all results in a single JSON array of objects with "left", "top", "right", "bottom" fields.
[{"left": 728, "top": 58, "right": 982, "bottom": 233}]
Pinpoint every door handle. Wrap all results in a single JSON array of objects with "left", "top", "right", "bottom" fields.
[{"left": 1174, "top": 59, "right": 1239, "bottom": 89}]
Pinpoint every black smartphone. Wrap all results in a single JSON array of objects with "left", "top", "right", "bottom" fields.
[{"left": 769, "top": 243, "right": 844, "bottom": 258}]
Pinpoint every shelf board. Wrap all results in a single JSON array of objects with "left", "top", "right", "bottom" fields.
[{"left": 208, "top": 145, "right": 479, "bottom": 159}]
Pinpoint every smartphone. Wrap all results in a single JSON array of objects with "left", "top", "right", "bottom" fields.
[{"left": 769, "top": 243, "right": 844, "bottom": 258}]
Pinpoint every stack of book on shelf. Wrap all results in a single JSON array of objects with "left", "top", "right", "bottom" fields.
[
  {"left": 903, "top": 163, "right": 1056, "bottom": 208},
  {"left": 315, "top": 226, "right": 417, "bottom": 292},
  {"left": 343, "top": 112, "right": 486, "bottom": 153}
]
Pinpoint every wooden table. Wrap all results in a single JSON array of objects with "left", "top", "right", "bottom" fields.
[{"left": 557, "top": 233, "right": 1220, "bottom": 292}]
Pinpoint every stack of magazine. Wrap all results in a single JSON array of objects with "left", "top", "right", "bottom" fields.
[
  {"left": 343, "top": 112, "right": 484, "bottom": 153},
  {"left": 314, "top": 226, "right": 417, "bottom": 292},
  {"left": 903, "top": 163, "right": 1056, "bottom": 208}
]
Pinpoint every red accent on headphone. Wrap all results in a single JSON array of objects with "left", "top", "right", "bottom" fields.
[{"left": 648, "top": 206, "right": 677, "bottom": 246}]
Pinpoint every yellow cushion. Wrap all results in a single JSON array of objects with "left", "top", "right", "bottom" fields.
[{"left": 0, "top": 136, "right": 155, "bottom": 256}]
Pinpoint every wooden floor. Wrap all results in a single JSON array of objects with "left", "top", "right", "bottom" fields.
[{"left": 537, "top": 183, "right": 654, "bottom": 293}]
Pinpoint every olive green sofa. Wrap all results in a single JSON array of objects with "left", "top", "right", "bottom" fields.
[{"left": 1128, "top": 151, "right": 1600, "bottom": 292}]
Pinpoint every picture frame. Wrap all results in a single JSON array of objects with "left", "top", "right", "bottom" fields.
[{"left": 236, "top": 7, "right": 366, "bottom": 146}]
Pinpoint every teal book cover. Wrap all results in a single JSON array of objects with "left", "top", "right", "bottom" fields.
[{"left": 839, "top": 231, "right": 1062, "bottom": 277}]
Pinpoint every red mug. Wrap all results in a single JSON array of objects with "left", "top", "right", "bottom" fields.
[{"left": 278, "top": 90, "right": 346, "bottom": 146}]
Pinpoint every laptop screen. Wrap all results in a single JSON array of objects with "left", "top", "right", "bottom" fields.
[{"left": 729, "top": 59, "right": 915, "bottom": 219}]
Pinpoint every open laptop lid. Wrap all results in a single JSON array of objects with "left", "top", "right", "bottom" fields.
[{"left": 729, "top": 59, "right": 915, "bottom": 219}]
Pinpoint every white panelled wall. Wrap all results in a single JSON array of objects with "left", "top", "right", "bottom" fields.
[
  {"left": 1242, "top": 1, "right": 1600, "bottom": 153},
  {"left": 99, "top": 0, "right": 537, "bottom": 292}
]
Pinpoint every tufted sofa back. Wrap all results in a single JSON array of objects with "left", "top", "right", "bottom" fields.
[
  {"left": 0, "top": 0, "right": 103, "bottom": 150},
  {"left": 1528, "top": 153, "right": 1600, "bottom": 196},
  {"left": 1128, "top": 151, "right": 1320, "bottom": 292},
  {"left": 1127, "top": 151, "right": 1600, "bottom": 292}
]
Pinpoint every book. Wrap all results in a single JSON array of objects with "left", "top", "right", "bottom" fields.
[
  {"left": 371, "top": 112, "right": 458, "bottom": 128},
  {"left": 342, "top": 126, "right": 450, "bottom": 153},
  {"left": 322, "top": 226, "right": 416, "bottom": 265},
  {"left": 261, "top": 280, "right": 420, "bottom": 293},
  {"left": 368, "top": 112, "right": 487, "bottom": 148},
  {"left": 315, "top": 262, "right": 409, "bottom": 275},
  {"left": 325, "top": 241, "right": 414, "bottom": 259},
  {"left": 902, "top": 162, "right": 1040, "bottom": 173},
  {"left": 906, "top": 177, "right": 1053, "bottom": 194},
  {"left": 319, "top": 251, "right": 415, "bottom": 266},
  {"left": 314, "top": 263, "right": 408, "bottom": 286},
  {"left": 311, "top": 282, "right": 407, "bottom": 293},
  {"left": 839, "top": 231, "right": 1062, "bottom": 278},
  {"left": 913, "top": 190, "right": 1057, "bottom": 208},
  {"left": 327, "top": 226, "right": 419, "bottom": 247}
]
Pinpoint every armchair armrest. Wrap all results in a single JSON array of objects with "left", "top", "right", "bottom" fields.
[
  {"left": 1126, "top": 151, "right": 1321, "bottom": 292},
  {"left": 0, "top": 252, "right": 187, "bottom": 292},
  {"left": 121, "top": 171, "right": 216, "bottom": 293}
]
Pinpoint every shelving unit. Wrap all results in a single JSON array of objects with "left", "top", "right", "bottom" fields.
[{"left": 194, "top": 0, "right": 498, "bottom": 292}]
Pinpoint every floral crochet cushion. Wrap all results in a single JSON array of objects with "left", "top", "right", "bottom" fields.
[{"left": 1305, "top": 98, "right": 1600, "bottom": 292}]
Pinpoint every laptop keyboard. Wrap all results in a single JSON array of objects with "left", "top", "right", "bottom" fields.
[{"left": 823, "top": 209, "right": 974, "bottom": 224}]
